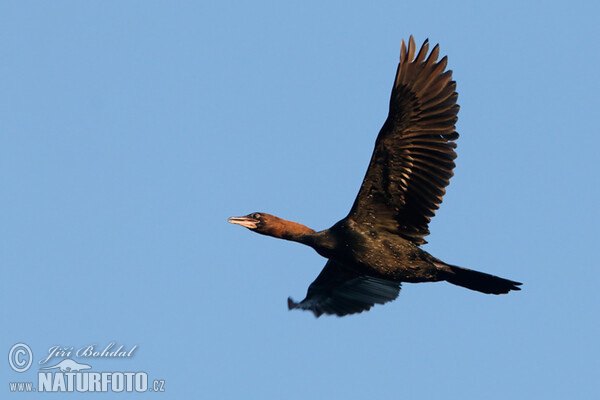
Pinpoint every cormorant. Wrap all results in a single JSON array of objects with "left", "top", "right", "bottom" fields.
[{"left": 229, "top": 36, "right": 521, "bottom": 317}]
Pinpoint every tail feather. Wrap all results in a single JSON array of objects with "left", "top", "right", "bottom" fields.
[{"left": 440, "top": 264, "right": 522, "bottom": 294}]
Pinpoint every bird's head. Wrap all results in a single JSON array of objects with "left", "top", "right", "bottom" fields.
[
  {"left": 228, "top": 212, "right": 315, "bottom": 240},
  {"left": 228, "top": 212, "right": 267, "bottom": 232}
]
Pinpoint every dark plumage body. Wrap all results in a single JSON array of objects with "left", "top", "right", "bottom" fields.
[
  {"left": 229, "top": 37, "right": 521, "bottom": 317},
  {"left": 305, "top": 219, "right": 440, "bottom": 282}
]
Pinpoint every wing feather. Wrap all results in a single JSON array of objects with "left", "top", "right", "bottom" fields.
[
  {"left": 288, "top": 260, "right": 401, "bottom": 317},
  {"left": 347, "top": 36, "right": 460, "bottom": 244}
]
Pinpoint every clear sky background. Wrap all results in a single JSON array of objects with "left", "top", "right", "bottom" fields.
[{"left": 2, "top": 1, "right": 599, "bottom": 399}]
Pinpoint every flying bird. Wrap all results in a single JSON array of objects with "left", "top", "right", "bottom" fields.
[{"left": 229, "top": 36, "right": 521, "bottom": 317}]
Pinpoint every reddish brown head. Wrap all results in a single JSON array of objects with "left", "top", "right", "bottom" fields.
[{"left": 228, "top": 212, "right": 315, "bottom": 242}]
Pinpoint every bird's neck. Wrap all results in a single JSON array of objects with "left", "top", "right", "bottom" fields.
[
  {"left": 262, "top": 217, "right": 316, "bottom": 243},
  {"left": 260, "top": 215, "right": 343, "bottom": 259}
]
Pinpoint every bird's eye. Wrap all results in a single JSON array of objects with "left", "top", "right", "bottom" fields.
[{"left": 252, "top": 213, "right": 261, "bottom": 219}]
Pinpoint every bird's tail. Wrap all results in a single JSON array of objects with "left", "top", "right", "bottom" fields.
[{"left": 438, "top": 263, "right": 522, "bottom": 294}]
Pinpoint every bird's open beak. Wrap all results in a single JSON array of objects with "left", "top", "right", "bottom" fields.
[{"left": 228, "top": 216, "right": 259, "bottom": 229}]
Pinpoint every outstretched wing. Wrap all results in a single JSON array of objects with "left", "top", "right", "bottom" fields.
[
  {"left": 288, "top": 260, "right": 401, "bottom": 317},
  {"left": 348, "top": 36, "right": 459, "bottom": 245}
]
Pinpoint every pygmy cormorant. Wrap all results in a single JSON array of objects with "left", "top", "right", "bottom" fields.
[{"left": 229, "top": 36, "right": 522, "bottom": 317}]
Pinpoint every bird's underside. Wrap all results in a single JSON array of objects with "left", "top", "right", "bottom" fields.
[
  {"left": 286, "top": 222, "right": 521, "bottom": 317},
  {"left": 228, "top": 36, "right": 522, "bottom": 318},
  {"left": 287, "top": 257, "right": 521, "bottom": 318}
]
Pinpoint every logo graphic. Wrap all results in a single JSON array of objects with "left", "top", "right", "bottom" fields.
[
  {"left": 7, "top": 342, "right": 166, "bottom": 393},
  {"left": 39, "top": 359, "right": 91, "bottom": 372},
  {"left": 8, "top": 343, "right": 33, "bottom": 373}
]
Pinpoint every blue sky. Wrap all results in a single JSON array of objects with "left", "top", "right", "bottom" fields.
[{"left": 2, "top": 1, "right": 599, "bottom": 399}]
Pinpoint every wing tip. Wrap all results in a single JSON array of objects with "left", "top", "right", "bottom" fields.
[
  {"left": 288, "top": 297, "right": 324, "bottom": 318},
  {"left": 402, "top": 36, "right": 440, "bottom": 63},
  {"left": 400, "top": 38, "right": 407, "bottom": 61},
  {"left": 287, "top": 297, "right": 298, "bottom": 310}
]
